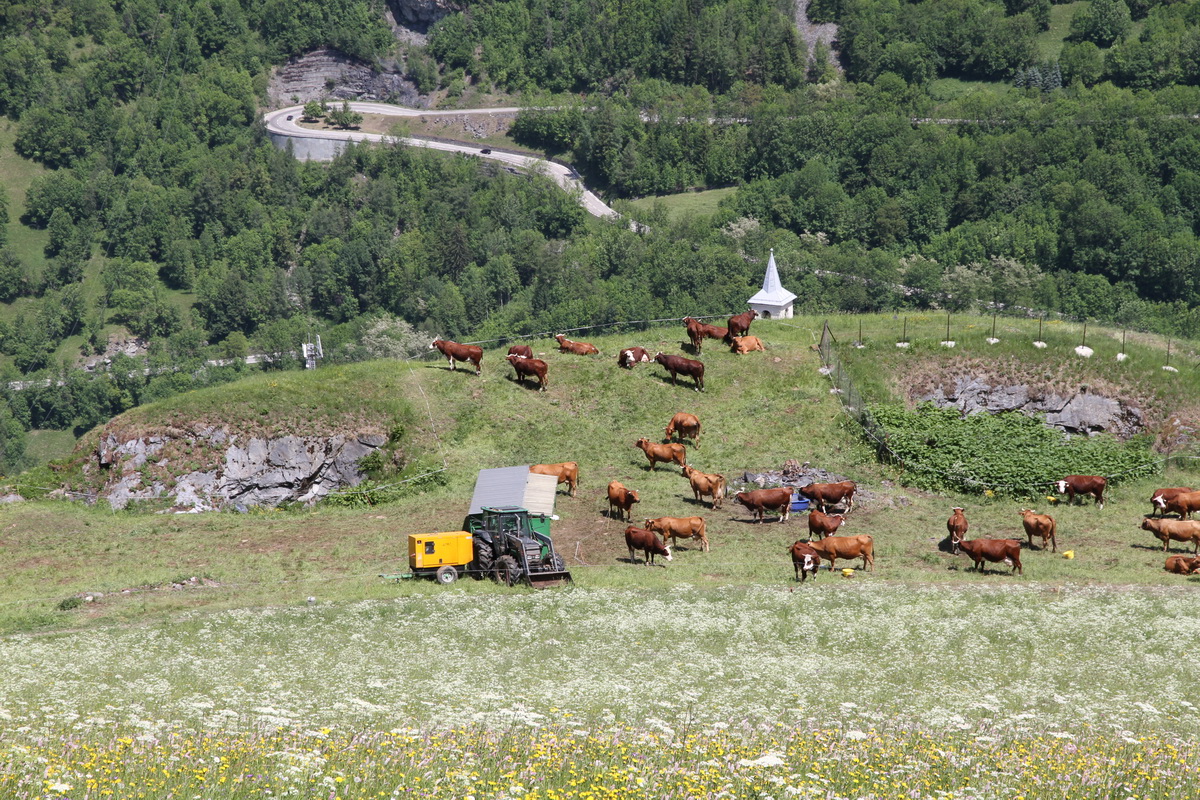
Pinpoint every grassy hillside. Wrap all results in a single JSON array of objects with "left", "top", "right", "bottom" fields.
[{"left": 2, "top": 315, "right": 1199, "bottom": 638}]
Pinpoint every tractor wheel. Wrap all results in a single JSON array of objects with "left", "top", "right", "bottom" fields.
[
  {"left": 435, "top": 565, "right": 459, "bottom": 585},
  {"left": 471, "top": 542, "right": 494, "bottom": 580},
  {"left": 551, "top": 553, "right": 566, "bottom": 572},
  {"left": 492, "top": 555, "right": 521, "bottom": 587}
]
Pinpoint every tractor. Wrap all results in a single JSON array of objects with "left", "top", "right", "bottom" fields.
[{"left": 466, "top": 506, "right": 572, "bottom": 589}]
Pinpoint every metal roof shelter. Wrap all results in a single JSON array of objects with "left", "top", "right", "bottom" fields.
[
  {"left": 468, "top": 466, "right": 558, "bottom": 516},
  {"left": 747, "top": 249, "right": 797, "bottom": 319}
]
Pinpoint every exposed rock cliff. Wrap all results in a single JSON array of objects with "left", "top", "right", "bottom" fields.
[
  {"left": 913, "top": 377, "right": 1144, "bottom": 438},
  {"left": 267, "top": 49, "right": 427, "bottom": 107},
  {"left": 90, "top": 426, "right": 385, "bottom": 511}
]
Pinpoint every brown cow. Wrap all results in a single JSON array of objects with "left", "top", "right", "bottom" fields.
[
  {"left": 1164, "top": 555, "right": 1200, "bottom": 575},
  {"left": 625, "top": 525, "right": 672, "bottom": 565},
  {"left": 731, "top": 336, "right": 765, "bottom": 354},
  {"left": 1162, "top": 491, "right": 1200, "bottom": 520},
  {"left": 808, "top": 508, "right": 845, "bottom": 541},
  {"left": 430, "top": 339, "right": 483, "bottom": 375},
  {"left": 725, "top": 310, "right": 758, "bottom": 342},
  {"left": 606, "top": 481, "right": 640, "bottom": 522},
  {"left": 555, "top": 334, "right": 599, "bottom": 355},
  {"left": 665, "top": 412, "right": 701, "bottom": 448},
  {"left": 644, "top": 516, "right": 709, "bottom": 552},
  {"left": 947, "top": 507, "right": 968, "bottom": 545},
  {"left": 635, "top": 438, "right": 687, "bottom": 471},
  {"left": 507, "top": 354, "right": 548, "bottom": 391},
  {"left": 507, "top": 344, "right": 533, "bottom": 359},
  {"left": 530, "top": 462, "right": 578, "bottom": 496},
  {"left": 1151, "top": 487, "right": 1194, "bottom": 517},
  {"left": 798, "top": 481, "right": 857, "bottom": 513},
  {"left": 789, "top": 541, "right": 822, "bottom": 582},
  {"left": 735, "top": 487, "right": 795, "bottom": 523},
  {"left": 618, "top": 347, "right": 651, "bottom": 369},
  {"left": 1141, "top": 517, "right": 1200, "bottom": 553},
  {"left": 808, "top": 534, "right": 875, "bottom": 571},
  {"left": 683, "top": 465, "right": 726, "bottom": 509},
  {"left": 1055, "top": 475, "right": 1106, "bottom": 509},
  {"left": 1018, "top": 509, "right": 1057, "bottom": 552},
  {"left": 682, "top": 317, "right": 728, "bottom": 354},
  {"left": 654, "top": 353, "right": 705, "bottom": 391},
  {"left": 951, "top": 530, "right": 1022, "bottom": 575}
]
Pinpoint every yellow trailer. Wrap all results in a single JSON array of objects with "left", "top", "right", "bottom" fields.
[{"left": 406, "top": 531, "right": 474, "bottom": 584}]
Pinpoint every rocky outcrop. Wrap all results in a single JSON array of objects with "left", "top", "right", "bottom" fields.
[
  {"left": 93, "top": 427, "right": 386, "bottom": 511},
  {"left": 267, "top": 49, "right": 427, "bottom": 108},
  {"left": 914, "top": 378, "right": 1144, "bottom": 437},
  {"left": 385, "top": 0, "right": 460, "bottom": 31}
]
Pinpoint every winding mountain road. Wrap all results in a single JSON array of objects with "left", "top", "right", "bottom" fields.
[{"left": 263, "top": 103, "right": 618, "bottom": 219}]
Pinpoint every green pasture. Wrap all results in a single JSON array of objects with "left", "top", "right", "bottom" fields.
[
  {"left": 625, "top": 187, "right": 737, "bottom": 221},
  {"left": 1037, "top": 1, "right": 1086, "bottom": 61},
  {"left": 2, "top": 315, "right": 1199, "bottom": 637}
]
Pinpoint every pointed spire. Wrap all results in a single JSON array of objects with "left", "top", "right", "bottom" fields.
[{"left": 748, "top": 247, "right": 796, "bottom": 307}]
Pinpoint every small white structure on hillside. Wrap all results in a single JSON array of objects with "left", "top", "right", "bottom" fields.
[{"left": 747, "top": 249, "right": 797, "bottom": 319}]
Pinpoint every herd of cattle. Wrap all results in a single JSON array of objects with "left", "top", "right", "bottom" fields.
[
  {"left": 432, "top": 316, "right": 1200, "bottom": 582},
  {"left": 429, "top": 310, "right": 766, "bottom": 394}
]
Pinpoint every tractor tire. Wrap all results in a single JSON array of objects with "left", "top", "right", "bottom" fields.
[
  {"left": 492, "top": 555, "right": 521, "bottom": 587},
  {"left": 471, "top": 542, "right": 494, "bottom": 580},
  {"left": 551, "top": 553, "right": 566, "bottom": 572},
  {"left": 435, "top": 565, "right": 459, "bottom": 585}
]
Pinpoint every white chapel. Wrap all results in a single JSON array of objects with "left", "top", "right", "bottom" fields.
[{"left": 746, "top": 249, "right": 797, "bottom": 319}]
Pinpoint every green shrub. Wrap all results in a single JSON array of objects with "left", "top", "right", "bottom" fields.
[{"left": 869, "top": 403, "right": 1158, "bottom": 496}]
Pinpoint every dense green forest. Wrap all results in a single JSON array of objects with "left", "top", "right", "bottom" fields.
[{"left": 3, "top": 0, "right": 1200, "bottom": 473}]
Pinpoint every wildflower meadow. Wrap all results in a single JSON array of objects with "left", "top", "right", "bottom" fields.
[{"left": 3, "top": 584, "right": 1199, "bottom": 798}]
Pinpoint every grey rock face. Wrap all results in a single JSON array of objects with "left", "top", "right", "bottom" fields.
[
  {"left": 268, "top": 49, "right": 428, "bottom": 107},
  {"left": 915, "top": 382, "right": 1143, "bottom": 437},
  {"left": 99, "top": 431, "right": 383, "bottom": 511}
]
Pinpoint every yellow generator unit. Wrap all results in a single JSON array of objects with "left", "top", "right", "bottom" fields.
[{"left": 407, "top": 531, "right": 474, "bottom": 584}]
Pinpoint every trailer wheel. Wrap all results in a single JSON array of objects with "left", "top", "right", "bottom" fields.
[
  {"left": 492, "top": 555, "right": 520, "bottom": 587},
  {"left": 435, "top": 565, "right": 459, "bottom": 585}
]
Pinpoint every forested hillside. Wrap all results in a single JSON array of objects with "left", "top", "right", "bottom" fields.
[{"left": 3, "top": 0, "right": 1200, "bottom": 474}]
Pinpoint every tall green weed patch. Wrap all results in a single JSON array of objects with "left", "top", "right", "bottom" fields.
[{"left": 870, "top": 403, "right": 1158, "bottom": 495}]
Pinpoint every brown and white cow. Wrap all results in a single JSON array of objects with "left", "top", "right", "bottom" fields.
[
  {"left": 1141, "top": 517, "right": 1200, "bottom": 553},
  {"left": 682, "top": 465, "right": 726, "bottom": 509},
  {"left": 635, "top": 438, "right": 687, "bottom": 471},
  {"left": 654, "top": 353, "right": 705, "bottom": 391},
  {"left": 606, "top": 481, "right": 640, "bottom": 522},
  {"left": 555, "top": 334, "right": 599, "bottom": 355},
  {"left": 808, "top": 508, "right": 845, "bottom": 541},
  {"left": 731, "top": 336, "right": 765, "bottom": 354},
  {"left": 665, "top": 412, "right": 701, "bottom": 448},
  {"left": 507, "top": 354, "right": 548, "bottom": 391},
  {"left": 530, "top": 462, "right": 578, "bottom": 496},
  {"left": 947, "top": 507, "right": 968, "bottom": 545},
  {"left": 507, "top": 344, "right": 534, "bottom": 359},
  {"left": 1164, "top": 555, "right": 1200, "bottom": 575},
  {"left": 808, "top": 534, "right": 875, "bottom": 571},
  {"left": 798, "top": 481, "right": 857, "bottom": 513},
  {"left": 618, "top": 346, "right": 651, "bottom": 369},
  {"left": 789, "top": 541, "right": 822, "bottom": 582},
  {"left": 1151, "top": 487, "right": 1194, "bottom": 517},
  {"left": 1055, "top": 475, "right": 1106, "bottom": 509},
  {"left": 625, "top": 525, "right": 672, "bottom": 565},
  {"left": 1018, "top": 509, "right": 1057, "bottom": 553},
  {"left": 1162, "top": 490, "right": 1200, "bottom": 520},
  {"left": 725, "top": 310, "right": 758, "bottom": 342},
  {"left": 430, "top": 339, "right": 483, "bottom": 375},
  {"left": 644, "top": 516, "right": 709, "bottom": 552},
  {"left": 682, "top": 317, "right": 728, "bottom": 354},
  {"left": 735, "top": 487, "right": 795, "bottom": 523},
  {"left": 951, "top": 530, "right": 1023, "bottom": 575}
]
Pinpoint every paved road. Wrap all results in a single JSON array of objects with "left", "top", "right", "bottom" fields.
[{"left": 262, "top": 103, "right": 618, "bottom": 219}]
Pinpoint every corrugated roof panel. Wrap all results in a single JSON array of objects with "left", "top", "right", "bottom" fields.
[
  {"left": 468, "top": 466, "right": 533, "bottom": 515},
  {"left": 523, "top": 473, "right": 558, "bottom": 516}
]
